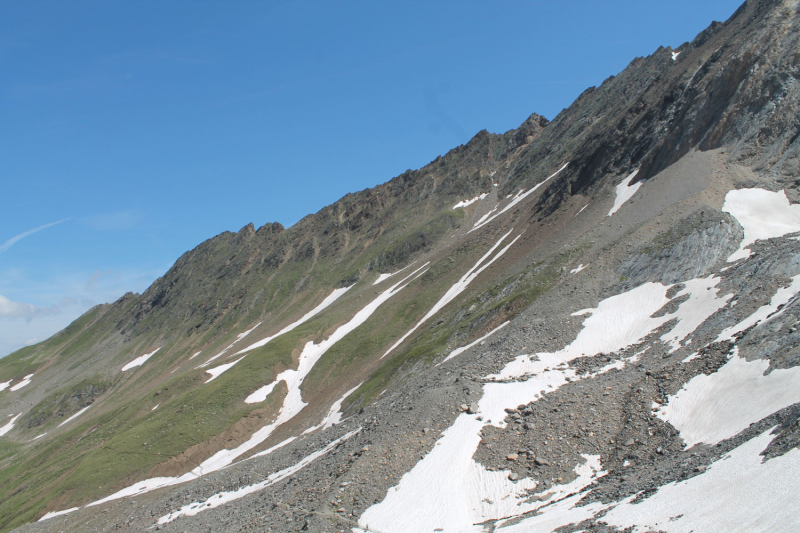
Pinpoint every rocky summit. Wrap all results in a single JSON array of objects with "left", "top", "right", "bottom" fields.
[{"left": 2, "top": 1, "right": 800, "bottom": 532}]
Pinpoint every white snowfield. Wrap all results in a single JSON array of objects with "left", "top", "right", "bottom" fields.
[
  {"left": 453, "top": 193, "right": 488, "bottom": 210},
  {"left": 657, "top": 348, "right": 800, "bottom": 447},
  {"left": 121, "top": 348, "right": 160, "bottom": 371},
  {"left": 0, "top": 414, "right": 20, "bottom": 437},
  {"left": 0, "top": 379, "right": 11, "bottom": 392},
  {"left": 383, "top": 230, "right": 521, "bottom": 359},
  {"left": 247, "top": 264, "right": 428, "bottom": 404},
  {"left": 231, "top": 286, "right": 352, "bottom": 357},
  {"left": 470, "top": 163, "right": 568, "bottom": 232},
  {"left": 200, "top": 287, "right": 354, "bottom": 382},
  {"left": 199, "top": 322, "right": 261, "bottom": 368},
  {"left": 38, "top": 507, "right": 79, "bottom": 522},
  {"left": 569, "top": 264, "right": 587, "bottom": 274},
  {"left": 717, "top": 273, "right": 800, "bottom": 342},
  {"left": 373, "top": 263, "right": 413, "bottom": 286},
  {"left": 158, "top": 428, "right": 361, "bottom": 524},
  {"left": 303, "top": 383, "right": 362, "bottom": 434},
  {"left": 722, "top": 188, "right": 800, "bottom": 261},
  {"left": 607, "top": 169, "right": 642, "bottom": 216},
  {"left": 9, "top": 373, "right": 34, "bottom": 391},
  {"left": 360, "top": 274, "right": 735, "bottom": 533},
  {"left": 438, "top": 321, "right": 510, "bottom": 366},
  {"left": 57, "top": 405, "right": 91, "bottom": 428},
  {"left": 74, "top": 267, "right": 427, "bottom": 513}
]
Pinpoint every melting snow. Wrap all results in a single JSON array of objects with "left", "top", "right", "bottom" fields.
[
  {"left": 199, "top": 323, "right": 261, "bottom": 367},
  {"left": 438, "top": 321, "right": 510, "bottom": 366},
  {"left": 158, "top": 429, "right": 361, "bottom": 524},
  {"left": 76, "top": 269, "right": 425, "bottom": 512},
  {"left": 723, "top": 188, "right": 800, "bottom": 261},
  {"left": 303, "top": 383, "right": 362, "bottom": 434},
  {"left": 121, "top": 348, "right": 160, "bottom": 371},
  {"left": 470, "top": 164, "right": 568, "bottom": 232},
  {"left": 57, "top": 405, "right": 91, "bottom": 428},
  {"left": 717, "top": 274, "right": 800, "bottom": 342},
  {"left": 151, "top": 404, "right": 159, "bottom": 411},
  {"left": 38, "top": 507, "right": 80, "bottom": 521},
  {"left": 0, "top": 414, "right": 20, "bottom": 436},
  {"left": 672, "top": 50, "right": 681, "bottom": 60},
  {"left": 373, "top": 264, "right": 413, "bottom": 286},
  {"left": 188, "top": 351, "right": 202, "bottom": 360},
  {"left": 607, "top": 169, "right": 642, "bottom": 216},
  {"left": 383, "top": 230, "right": 520, "bottom": 358},
  {"left": 231, "top": 286, "right": 352, "bottom": 357},
  {"left": 574, "top": 204, "right": 589, "bottom": 216},
  {"left": 361, "top": 275, "right": 739, "bottom": 532},
  {"left": 9, "top": 373, "right": 34, "bottom": 391},
  {"left": 660, "top": 276, "right": 731, "bottom": 352},
  {"left": 656, "top": 348, "right": 800, "bottom": 447},
  {"left": 204, "top": 357, "right": 245, "bottom": 383},
  {"left": 453, "top": 193, "right": 488, "bottom": 209},
  {"left": 569, "top": 264, "right": 587, "bottom": 274},
  {"left": 0, "top": 380, "right": 11, "bottom": 392},
  {"left": 603, "top": 428, "right": 800, "bottom": 532},
  {"left": 33, "top": 433, "right": 47, "bottom": 440}
]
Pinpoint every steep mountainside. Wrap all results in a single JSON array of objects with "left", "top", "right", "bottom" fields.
[{"left": 2, "top": 1, "right": 800, "bottom": 531}]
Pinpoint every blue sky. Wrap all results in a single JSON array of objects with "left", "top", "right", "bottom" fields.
[{"left": 0, "top": 0, "right": 743, "bottom": 357}]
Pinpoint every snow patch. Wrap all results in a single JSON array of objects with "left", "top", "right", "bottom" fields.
[
  {"left": 603, "top": 428, "right": 800, "bottom": 532},
  {"left": 188, "top": 351, "right": 202, "bottom": 360},
  {"left": 656, "top": 348, "right": 800, "bottom": 447},
  {"left": 438, "top": 321, "right": 510, "bottom": 366},
  {"left": 0, "top": 414, "right": 20, "bottom": 436},
  {"left": 574, "top": 204, "right": 589, "bottom": 216},
  {"left": 383, "top": 230, "right": 520, "bottom": 358},
  {"left": 302, "top": 383, "right": 362, "bottom": 434},
  {"left": 0, "top": 380, "right": 11, "bottom": 392},
  {"left": 57, "top": 405, "right": 90, "bottom": 428},
  {"left": 204, "top": 357, "right": 245, "bottom": 383},
  {"left": 10, "top": 373, "right": 34, "bottom": 391},
  {"left": 199, "top": 323, "right": 261, "bottom": 367},
  {"left": 453, "top": 193, "right": 488, "bottom": 209},
  {"left": 158, "top": 429, "right": 361, "bottom": 524},
  {"left": 723, "top": 188, "right": 800, "bottom": 261},
  {"left": 121, "top": 348, "right": 160, "bottom": 371},
  {"left": 569, "top": 264, "right": 587, "bottom": 274},
  {"left": 373, "top": 264, "right": 412, "bottom": 286},
  {"left": 232, "top": 286, "right": 352, "bottom": 357},
  {"left": 660, "top": 276, "right": 731, "bottom": 352},
  {"left": 33, "top": 433, "right": 47, "bottom": 440},
  {"left": 672, "top": 50, "right": 681, "bottom": 60},
  {"left": 39, "top": 507, "right": 79, "bottom": 521},
  {"left": 471, "top": 164, "right": 568, "bottom": 232},
  {"left": 607, "top": 169, "right": 642, "bottom": 216},
  {"left": 717, "top": 274, "right": 800, "bottom": 342}
]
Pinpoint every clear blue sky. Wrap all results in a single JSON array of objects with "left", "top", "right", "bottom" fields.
[{"left": 0, "top": 0, "right": 743, "bottom": 357}]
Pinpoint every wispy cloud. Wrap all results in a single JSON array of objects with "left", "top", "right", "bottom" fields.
[
  {"left": 0, "top": 219, "right": 70, "bottom": 254},
  {"left": 0, "top": 294, "right": 60, "bottom": 321}
]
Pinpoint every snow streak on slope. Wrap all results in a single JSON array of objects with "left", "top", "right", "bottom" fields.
[
  {"left": 57, "top": 406, "right": 91, "bottom": 428},
  {"left": 200, "top": 287, "right": 355, "bottom": 381},
  {"left": 438, "top": 321, "right": 509, "bottom": 366},
  {"left": 303, "top": 383, "right": 362, "bottom": 434},
  {"left": 453, "top": 193, "right": 488, "bottom": 210},
  {"left": 0, "top": 414, "right": 20, "bottom": 436},
  {"left": 569, "top": 264, "right": 587, "bottom": 274},
  {"left": 373, "top": 264, "right": 413, "bottom": 286},
  {"left": 717, "top": 274, "right": 800, "bottom": 342},
  {"left": 723, "top": 188, "right": 800, "bottom": 261},
  {"left": 607, "top": 169, "right": 641, "bottom": 216},
  {"left": 383, "top": 230, "right": 520, "bottom": 359},
  {"left": 657, "top": 348, "right": 800, "bottom": 447},
  {"left": 231, "top": 286, "right": 352, "bottom": 356},
  {"left": 247, "top": 264, "right": 428, "bottom": 404},
  {"left": 199, "top": 322, "right": 262, "bottom": 367},
  {"left": 38, "top": 507, "right": 79, "bottom": 522},
  {"left": 360, "top": 276, "right": 734, "bottom": 533},
  {"left": 660, "top": 276, "right": 731, "bottom": 352},
  {"left": 73, "top": 267, "right": 426, "bottom": 512},
  {"left": 0, "top": 380, "right": 10, "bottom": 392},
  {"left": 121, "top": 348, "right": 160, "bottom": 371},
  {"left": 9, "top": 373, "right": 33, "bottom": 391},
  {"left": 470, "top": 164, "right": 568, "bottom": 232},
  {"left": 158, "top": 429, "right": 361, "bottom": 524},
  {"left": 603, "top": 428, "right": 800, "bottom": 533}
]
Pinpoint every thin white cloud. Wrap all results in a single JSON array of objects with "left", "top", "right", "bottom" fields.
[
  {"left": 0, "top": 219, "right": 70, "bottom": 254},
  {"left": 0, "top": 294, "right": 60, "bottom": 321}
]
